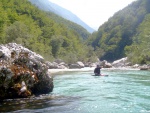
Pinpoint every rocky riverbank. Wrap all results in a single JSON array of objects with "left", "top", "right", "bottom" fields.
[{"left": 46, "top": 57, "right": 145, "bottom": 71}]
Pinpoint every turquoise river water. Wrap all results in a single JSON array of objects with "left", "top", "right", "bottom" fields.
[{"left": 0, "top": 68, "right": 150, "bottom": 113}]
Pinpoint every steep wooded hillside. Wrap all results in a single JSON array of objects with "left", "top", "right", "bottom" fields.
[
  {"left": 0, "top": 0, "right": 97, "bottom": 63},
  {"left": 125, "top": 14, "right": 150, "bottom": 64},
  {"left": 88, "top": 0, "right": 150, "bottom": 63}
]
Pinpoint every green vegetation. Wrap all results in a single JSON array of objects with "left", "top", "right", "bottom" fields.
[
  {"left": 88, "top": 0, "right": 150, "bottom": 63},
  {"left": 125, "top": 14, "right": 150, "bottom": 64},
  {"left": 2, "top": 0, "right": 150, "bottom": 65},
  {"left": 44, "top": 9, "right": 91, "bottom": 40},
  {"left": 0, "top": 0, "right": 97, "bottom": 63}
]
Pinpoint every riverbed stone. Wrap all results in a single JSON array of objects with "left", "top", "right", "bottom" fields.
[
  {"left": 112, "top": 57, "right": 128, "bottom": 67},
  {"left": 69, "top": 64, "right": 81, "bottom": 69},
  {"left": 100, "top": 60, "right": 112, "bottom": 68},
  {"left": 140, "top": 65, "right": 149, "bottom": 70},
  {"left": 77, "top": 61, "right": 85, "bottom": 68}
]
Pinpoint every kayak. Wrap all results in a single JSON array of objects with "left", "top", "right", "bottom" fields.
[{"left": 92, "top": 74, "right": 109, "bottom": 76}]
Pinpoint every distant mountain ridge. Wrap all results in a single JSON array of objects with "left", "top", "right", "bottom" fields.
[{"left": 28, "top": 0, "right": 95, "bottom": 33}]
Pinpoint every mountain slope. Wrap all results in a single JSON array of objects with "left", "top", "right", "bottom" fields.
[
  {"left": 0, "top": 0, "right": 97, "bottom": 63},
  {"left": 88, "top": 0, "right": 150, "bottom": 62},
  {"left": 28, "top": 0, "right": 95, "bottom": 33}
]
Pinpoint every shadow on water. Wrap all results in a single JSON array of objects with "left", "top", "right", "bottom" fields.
[{"left": 0, "top": 94, "right": 81, "bottom": 113}]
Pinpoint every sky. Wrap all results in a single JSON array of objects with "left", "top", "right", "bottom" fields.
[{"left": 48, "top": 0, "right": 136, "bottom": 30}]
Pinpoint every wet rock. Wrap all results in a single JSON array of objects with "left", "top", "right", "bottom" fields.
[{"left": 31, "top": 72, "right": 53, "bottom": 95}]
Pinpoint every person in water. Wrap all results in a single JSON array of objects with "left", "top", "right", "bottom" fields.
[{"left": 94, "top": 65, "right": 101, "bottom": 76}]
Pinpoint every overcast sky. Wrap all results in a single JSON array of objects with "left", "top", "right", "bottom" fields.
[{"left": 48, "top": 0, "right": 136, "bottom": 30}]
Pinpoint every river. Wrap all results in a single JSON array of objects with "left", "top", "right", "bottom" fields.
[{"left": 0, "top": 68, "right": 150, "bottom": 113}]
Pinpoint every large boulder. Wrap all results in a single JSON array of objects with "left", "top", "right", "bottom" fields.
[
  {"left": 100, "top": 60, "right": 112, "bottom": 68},
  {"left": 139, "top": 65, "right": 149, "bottom": 70},
  {"left": 69, "top": 64, "right": 81, "bottom": 69},
  {"left": 58, "top": 62, "right": 68, "bottom": 69},
  {"left": 77, "top": 61, "right": 85, "bottom": 68},
  {"left": 45, "top": 61, "right": 68, "bottom": 69},
  {"left": 0, "top": 43, "right": 53, "bottom": 100},
  {"left": 112, "top": 57, "right": 128, "bottom": 67},
  {"left": 69, "top": 61, "right": 85, "bottom": 69}
]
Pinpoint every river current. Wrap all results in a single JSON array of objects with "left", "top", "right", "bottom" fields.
[{"left": 0, "top": 68, "right": 150, "bottom": 113}]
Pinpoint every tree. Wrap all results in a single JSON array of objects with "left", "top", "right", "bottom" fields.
[
  {"left": 50, "top": 35, "right": 64, "bottom": 58},
  {"left": 5, "top": 21, "right": 30, "bottom": 44},
  {"left": 125, "top": 14, "right": 150, "bottom": 64}
]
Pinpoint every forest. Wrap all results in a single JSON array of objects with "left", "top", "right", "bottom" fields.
[
  {"left": 1, "top": 0, "right": 150, "bottom": 65},
  {"left": 0, "top": 0, "right": 96, "bottom": 63},
  {"left": 88, "top": 0, "right": 150, "bottom": 64}
]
